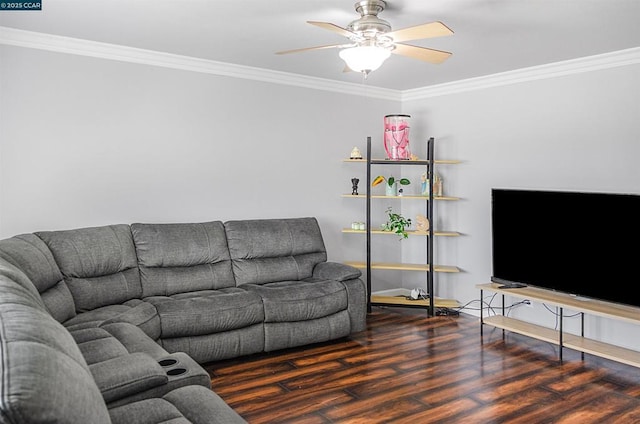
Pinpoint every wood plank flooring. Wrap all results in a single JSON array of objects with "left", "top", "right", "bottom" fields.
[{"left": 204, "top": 307, "right": 640, "bottom": 423}]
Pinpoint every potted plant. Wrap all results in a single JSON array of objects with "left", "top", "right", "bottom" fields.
[
  {"left": 381, "top": 207, "right": 412, "bottom": 239},
  {"left": 371, "top": 175, "right": 410, "bottom": 196}
]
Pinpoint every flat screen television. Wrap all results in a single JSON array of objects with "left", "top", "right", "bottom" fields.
[{"left": 491, "top": 188, "right": 640, "bottom": 308}]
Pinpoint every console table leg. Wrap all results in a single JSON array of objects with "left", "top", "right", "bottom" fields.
[
  {"left": 480, "top": 289, "right": 484, "bottom": 337},
  {"left": 559, "top": 307, "right": 564, "bottom": 363}
]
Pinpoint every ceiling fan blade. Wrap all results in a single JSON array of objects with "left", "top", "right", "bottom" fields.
[
  {"left": 391, "top": 43, "right": 452, "bottom": 64},
  {"left": 275, "top": 43, "right": 349, "bottom": 55},
  {"left": 307, "top": 21, "right": 357, "bottom": 39},
  {"left": 386, "top": 21, "right": 453, "bottom": 43}
]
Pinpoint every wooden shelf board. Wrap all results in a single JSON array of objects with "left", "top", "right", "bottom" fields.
[
  {"left": 483, "top": 316, "right": 640, "bottom": 368},
  {"left": 371, "top": 295, "right": 460, "bottom": 308},
  {"left": 477, "top": 283, "right": 640, "bottom": 324},
  {"left": 483, "top": 315, "right": 560, "bottom": 344},
  {"left": 345, "top": 261, "right": 459, "bottom": 273},
  {"left": 342, "top": 228, "right": 460, "bottom": 237},
  {"left": 563, "top": 334, "right": 640, "bottom": 368},
  {"left": 343, "top": 158, "right": 461, "bottom": 164},
  {"left": 342, "top": 194, "right": 459, "bottom": 200}
]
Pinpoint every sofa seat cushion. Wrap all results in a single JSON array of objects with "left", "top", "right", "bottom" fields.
[
  {"left": 144, "top": 288, "right": 264, "bottom": 338},
  {"left": 242, "top": 279, "right": 347, "bottom": 323},
  {"left": 71, "top": 323, "right": 169, "bottom": 364},
  {"left": 71, "top": 327, "right": 130, "bottom": 364},
  {"left": 264, "top": 310, "right": 352, "bottom": 352},
  {"left": 63, "top": 298, "right": 160, "bottom": 335},
  {"left": 109, "top": 385, "right": 247, "bottom": 424},
  {"left": 100, "top": 322, "right": 169, "bottom": 359},
  {"left": 160, "top": 324, "right": 264, "bottom": 364}
]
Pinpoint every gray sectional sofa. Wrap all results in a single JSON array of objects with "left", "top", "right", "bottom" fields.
[{"left": 0, "top": 217, "right": 366, "bottom": 423}]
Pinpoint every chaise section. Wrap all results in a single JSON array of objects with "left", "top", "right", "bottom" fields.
[{"left": 132, "top": 221, "right": 265, "bottom": 363}]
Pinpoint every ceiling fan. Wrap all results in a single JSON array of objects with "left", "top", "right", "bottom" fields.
[{"left": 276, "top": 0, "right": 454, "bottom": 75}]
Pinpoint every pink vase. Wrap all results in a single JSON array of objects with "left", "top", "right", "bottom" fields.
[{"left": 384, "top": 114, "right": 411, "bottom": 160}]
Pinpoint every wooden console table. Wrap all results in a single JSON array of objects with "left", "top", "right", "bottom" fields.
[{"left": 477, "top": 283, "right": 640, "bottom": 368}]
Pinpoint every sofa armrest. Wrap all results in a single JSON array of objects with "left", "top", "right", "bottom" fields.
[
  {"left": 89, "top": 352, "right": 168, "bottom": 403},
  {"left": 312, "top": 262, "right": 362, "bottom": 282}
]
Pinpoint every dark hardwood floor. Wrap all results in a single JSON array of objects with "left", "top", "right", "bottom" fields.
[{"left": 205, "top": 307, "right": 640, "bottom": 423}]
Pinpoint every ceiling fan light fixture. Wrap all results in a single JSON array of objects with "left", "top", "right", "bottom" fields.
[{"left": 339, "top": 45, "right": 391, "bottom": 73}]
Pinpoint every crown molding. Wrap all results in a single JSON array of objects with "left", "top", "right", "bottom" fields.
[
  {"left": 0, "top": 26, "right": 401, "bottom": 101},
  {"left": 402, "top": 47, "right": 640, "bottom": 101},
  {"left": 2, "top": 26, "right": 637, "bottom": 102}
]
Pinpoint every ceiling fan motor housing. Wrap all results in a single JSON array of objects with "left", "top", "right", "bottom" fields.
[{"left": 348, "top": 0, "right": 392, "bottom": 38}]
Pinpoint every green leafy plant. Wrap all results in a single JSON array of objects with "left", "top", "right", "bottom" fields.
[{"left": 381, "top": 207, "right": 412, "bottom": 239}]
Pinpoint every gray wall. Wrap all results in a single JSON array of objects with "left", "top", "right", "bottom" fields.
[
  {"left": 2, "top": 42, "right": 639, "bottom": 351},
  {"left": 0, "top": 45, "right": 398, "bottom": 266},
  {"left": 404, "top": 63, "right": 640, "bottom": 350}
]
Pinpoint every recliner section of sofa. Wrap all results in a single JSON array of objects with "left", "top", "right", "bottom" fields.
[
  {"left": 225, "top": 218, "right": 366, "bottom": 350},
  {"left": 131, "top": 221, "right": 266, "bottom": 363},
  {"left": 0, "top": 217, "right": 366, "bottom": 423}
]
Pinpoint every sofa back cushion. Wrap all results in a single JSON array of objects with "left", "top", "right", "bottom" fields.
[
  {"left": 36, "top": 224, "right": 141, "bottom": 312},
  {"left": 225, "top": 217, "right": 328, "bottom": 285},
  {"left": 131, "top": 221, "right": 235, "bottom": 297},
  {"left": 0, "top": 258, "right": 49, "bottom": 313},
  {"left": 0, "top": 277, "right": 111, "bottom": 424},
  {"left": 0, "top": 234, "right": 76, "bottom": 322}
]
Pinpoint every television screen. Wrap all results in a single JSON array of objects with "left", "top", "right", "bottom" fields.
[{"left": 491, "top": 188, "right": 640, "bottom": 308}]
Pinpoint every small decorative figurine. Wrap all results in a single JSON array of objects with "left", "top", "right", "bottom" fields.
[
  {"left": 351, "top": 178, "right": 360, "bottom": 195},
  {"left": 421, "top": 172, "right": 430, "bottom": 196},
  {"left": 433, "top": 174, "right": 443, "bottom": 197},
  {"left": 350, "top": 147, "right": 362, "bottom": 159},
  {"left": 415, "top": 214, "right": 430, "bottom": 234}
]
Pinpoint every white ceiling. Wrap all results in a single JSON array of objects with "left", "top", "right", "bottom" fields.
[{"left": 1, "top": 0, "right": 639, "bottom": 91}]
